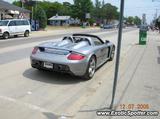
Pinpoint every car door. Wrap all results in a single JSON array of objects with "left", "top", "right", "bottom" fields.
[
  {"left": 92, "top": 37, "right": 107, "bottom": 65},
  {"left": 23, "top": 20, "right": 30, "bottom": 32},
  {"left": 15, "top": 20, "right": 24, "bottom": 34},
  {"left": 19, "top": 20, "right": 26, "bottom": 34},
  {"left": 101, "top": 44, "right": 109, "bottom": 61},
  {"left": 8, "top": 20, "right": 16, "bottom": 35},
  {"left": 94, "top": 45, "right": 104, "bottom": 65}
]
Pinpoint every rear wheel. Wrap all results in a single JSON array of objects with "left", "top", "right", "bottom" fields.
[
  {"left": 83, "top": 56, "right": 96, "bottom": 80},
  {"left": 3, "top": 32, "right": 9, "bottom": 39},
  {"left": 24, "top": 30, "right": 29, "bottom": 37},
  {"left": 109, "top": 46, "right": 115, "bottom": 61}
]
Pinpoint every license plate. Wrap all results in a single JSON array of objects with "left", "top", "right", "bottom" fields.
[{"left": 44, "top": 62, "right": 53, "bottom": 69}]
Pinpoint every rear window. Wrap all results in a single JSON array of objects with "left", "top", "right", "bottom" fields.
[
  {"left": 15, "top": 20, "right": 29, "bottom": 26},
  {"left": 15, "top": 20, "right": 23, "bottom": 26},
  {"left": 23, "top": 20, "right": 29, "bottom": 25}
]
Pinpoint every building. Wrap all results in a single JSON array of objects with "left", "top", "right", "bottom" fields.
[
  {"left": 49, "top": 14, "right": 80, "bottom": 26},
  {"left": 0, "top": 0, "right": 31, "bottom": 20},
  {"left": 49, "top": 15, "right": 71, "bottom": 26}
]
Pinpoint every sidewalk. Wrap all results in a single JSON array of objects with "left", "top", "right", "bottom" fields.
[
  {"left": 74, "top": 31, "right": 160, "bottom": 119},
  {"left": 111, "top": 32, "right": 160, "bottom": 119}
]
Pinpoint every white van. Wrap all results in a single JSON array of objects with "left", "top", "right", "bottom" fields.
[{"left": 0, "top": 19, "right": 31, "bottom": 39}]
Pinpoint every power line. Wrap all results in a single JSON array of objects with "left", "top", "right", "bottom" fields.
[
  {"left": 152, "top": 0, "right": 160, "bottom": 2},
  {"left": 125, "top": 7, "right": 160, "bottom": 10}
]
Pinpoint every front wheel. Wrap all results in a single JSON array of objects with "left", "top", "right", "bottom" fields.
[
  {"left": 24, "top": 30, "right": 29, "bottom": 37},
  {"left": 109, "top": 46, "right": 115, "bottom": 61},
  {"left": 83, "top": 56, "right": 96, "bottom": 80}
]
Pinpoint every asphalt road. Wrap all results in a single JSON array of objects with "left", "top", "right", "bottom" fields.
[
  {"left": 0, "top": 28, "right": 135, "bottom": 65},
  {"left": 0, "top": 28, "right": 139, "bottom": 119},
  {"left": 0, "top": 28, "right": 135, "bottom": 48}
]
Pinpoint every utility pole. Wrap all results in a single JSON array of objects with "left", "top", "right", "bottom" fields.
[
  {"left": 110, "top": 0, "right": 125, "bottom": 109},
  {"left": 21, "top": 0, "right": 24, "bottom": 8}
]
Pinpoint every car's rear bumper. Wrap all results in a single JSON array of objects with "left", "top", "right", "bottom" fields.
[
  {"left": 30, "top": 55, "right": 88, "bottom": 76},
  {"left": 31, "top": 59, "right": 72, "bottom": 73}
]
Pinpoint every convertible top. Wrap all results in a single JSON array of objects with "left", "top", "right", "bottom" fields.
[{"left": 72, "top": 34, "right": 103, "bottom": 42}]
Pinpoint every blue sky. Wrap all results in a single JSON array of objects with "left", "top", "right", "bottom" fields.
[{"left": 5, "top": 0, "right": 160, "bottom": 23}]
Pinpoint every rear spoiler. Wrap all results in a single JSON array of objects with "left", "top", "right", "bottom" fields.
[{"left": 37, "top": 46, "right": 85, "bottom": 55}]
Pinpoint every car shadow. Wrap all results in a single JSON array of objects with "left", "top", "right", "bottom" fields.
[
  {"left": 157, "top": 46, "right": 160, "bottom": 54},
  {"left": 157, "top": 46, "right": 160, "bottom": 64},
  {"left": 23, "top": 68, "right": 85, "bottom": 85},
  {"left": 158, "top": 57, "right": 160, "bottom": 64},
  {"left": 0, "top": 35, "right": 26, "bottom": 40}
]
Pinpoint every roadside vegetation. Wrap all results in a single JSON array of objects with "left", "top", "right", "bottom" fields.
[{"left": 13, "top": 0, "right": 141, "bottom": 29}]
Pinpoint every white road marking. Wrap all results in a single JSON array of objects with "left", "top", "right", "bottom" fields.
[
  {"left": 0, "top": 38, "right": 61, "bottom": 54},
  {"left": 59, "top": 116, "right": 67, "bottom": 119},
  {"left": 27, "top": 91, "right": 32, "bottom": 95},
  {"left": 0, "top": 95, "right": 51, "bottom": 113}
]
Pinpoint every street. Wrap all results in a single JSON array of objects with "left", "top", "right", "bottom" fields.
[{"left": 0, "top": 28, "right": 159, "bottom": 119}]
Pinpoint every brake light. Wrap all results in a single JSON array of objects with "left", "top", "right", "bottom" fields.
[
  {"left": 32, "top": 47, "right": 38, "bottom": 54},
  {"left": 67, "top": 53, "right": 85, "bottom": 60}
]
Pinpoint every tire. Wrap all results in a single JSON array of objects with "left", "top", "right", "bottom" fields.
[
  {"left": 24, "top": 30, "right": 29, "bottom": 37},
  {"left": 109, "top": 46, "right": 115, "bottom": 61},
  {"left": 3, "top": 32, "right": 9, "bottom": 39},
  {"left": 83, "top": 56, "right": 96, "bottom": 80}
]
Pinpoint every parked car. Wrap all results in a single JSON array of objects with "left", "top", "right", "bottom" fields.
[
  {"left": 103, "top": 24, "right": 114, "bottom": 29},
  {"left": 137, "top": 25, "right": 141, "bottom": 28},
  {"left": 0, "top": 19, "right": 31, "bottom": 39},
  {"left": 30, "top": 34, "right": 115, "bottom": 80},
  {"left": 117, "top": 23, "right": 126, "bottom": 28}
]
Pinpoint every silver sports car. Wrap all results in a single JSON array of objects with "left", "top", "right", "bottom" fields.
[{"left": 30, "top": 34, "right": 115, "bottom": 80}]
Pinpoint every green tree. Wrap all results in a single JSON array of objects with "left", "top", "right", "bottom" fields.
[
  {"left": 126, "top": 16, "right": 134, "bottom": 25},
  {"left": 13, "top": 1, "right": 21, "bottom": 7},
  {"left": 72, "top": 0, "right": 93, "bottom": 21},
  {"left": 39, "top": 1, "right": 64, "bottom": 19},
  {"left": 13, "top": 0, "right": 120, "bottom": 26},
  {"left": 62, "top": 2, "right": 73, "bottom": 16},
  {"left": 101, "top": 3, "right": 119, "bottom": 24},
  {"left": 134, "top": 16, "right": 141, "bottom": 25},
  {"left": 92, "top": 0, "right": 102, "bottom": 23},
  {"left": 34, "top": 6, "right": 47, "bottom": 29}
]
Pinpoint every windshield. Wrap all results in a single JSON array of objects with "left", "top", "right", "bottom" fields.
[{"left": 0, "top": 21, "right": 9, "bottom": 26}]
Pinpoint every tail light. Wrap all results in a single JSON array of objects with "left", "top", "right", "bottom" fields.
[
  {"left": 67, "top": 53, "right": 85, "bottom": 60},
  {"left": 0, "top": 29, "right": 2, "bottom": 33},
  {"left": 32, "top": 47, "right": 39, "bottom": 54}
]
